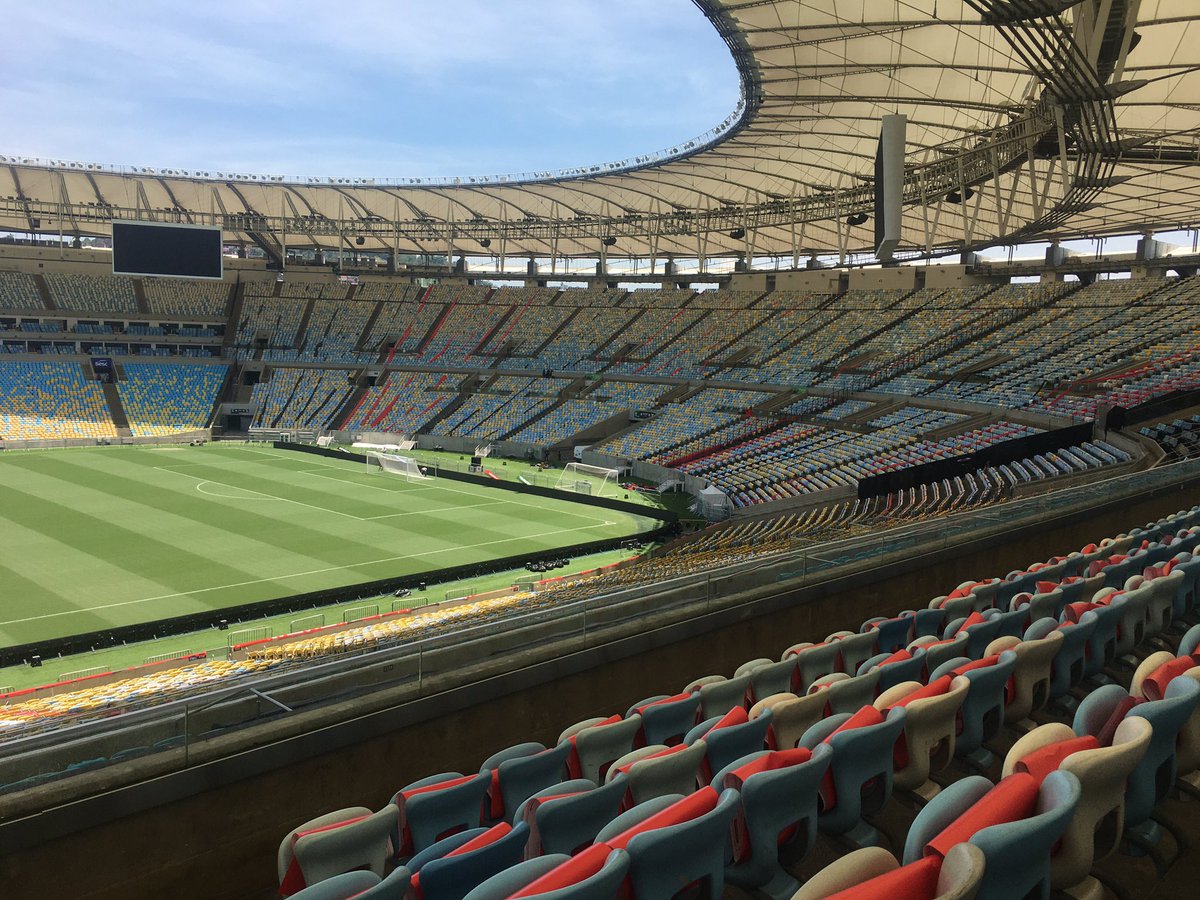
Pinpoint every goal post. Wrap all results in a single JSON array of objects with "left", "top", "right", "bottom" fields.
[
  {"left": 366, "top": 452, "right": 431, "bottom": 481},
  {"left": 555, "top": 462, "right": 620, "bottom": 497}
]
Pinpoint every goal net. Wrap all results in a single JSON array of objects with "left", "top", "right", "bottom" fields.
[
  {"left": 555, "top": 462, "right": 620, "bottom": 497},
  {"left": 366, "top": 452, "right": 430, "bottom": 481}
]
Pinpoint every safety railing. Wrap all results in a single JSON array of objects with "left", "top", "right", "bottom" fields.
[{"left": 2, "top": 454, "right": 1200, "bottom": 797}]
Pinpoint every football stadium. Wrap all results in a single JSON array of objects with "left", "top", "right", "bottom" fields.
[{"left": 5, "top": 1, "right": 1200, "bottom": 897}]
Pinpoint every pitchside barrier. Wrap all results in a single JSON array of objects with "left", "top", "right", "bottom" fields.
[{"left": 0, "top": 445, "right": 678, "bottom": 667}]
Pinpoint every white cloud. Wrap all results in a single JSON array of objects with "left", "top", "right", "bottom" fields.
[{"left": 0, "top": 0, "right": 740, "bottom": 176}]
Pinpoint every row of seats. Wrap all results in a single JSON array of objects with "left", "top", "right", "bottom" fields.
[
  {"left": 597, "top": 388, "right": 769, "bottom": 461},
  {"left": 251, "top": 368, "right": 353, "bottom": 431},
  {"left": 811, "top": 399, "right": 873, "bottom": 422},
  {"left": 0, "top": 361, "right": 117, "bottom": 441},
  {"left": 343, "top": 372, "right": 463, "bottom": 434},
  {"left": 6, "top": 320, "right": 220, "bottom": 337},
  {"left": 1141, "top": 414, "right": 1200, "bottom": 461},
  {"left": 7, "top": 273, "right": 1200, "bottom": 418},
  {"left": 43, "top": 274, "right": 138, "bottom": 314},
  {"left": 0, "top": 658, "right": 276, "bottom": 732},
  {"left": 270, "top": 506, "right": 1200, "bottom": 900},
  {"left": 142, "top": 279, "right": 231, "bottom": 318},
  {"left": 274, "top": 282, "right": 352, "bottom": 300},
  {"left": 508, "top": 382, "right": 670, "bottom": 446},
  {"left": 675, "top": 419, "right": 1048, "bottom": 508},
  {"left": 118, "top": 363, "right": 227, "bottom": 436},
  {"left": 0, "top": 272, "right": 45, "bottom": 310}
]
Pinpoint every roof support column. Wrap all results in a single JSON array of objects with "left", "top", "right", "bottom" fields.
[
  {"left": 1054, "top": 105, "right": 1072, "bottom": 199},
  {"left": 392, "top": 197, "right": 400, "bottom": 272},
  {"left": 338, "top": 195, "right": 345, "bottom": 270},
  {"left": 278, "top": 194, "right": 286, "bottom": 272},
  {"left": 51, "top": 171, "right": 67, "bottom": 259},
  {"left": 958, "top": 157, "right": 974, "bottom": 249},
  {"left": 498, "top": 202, "right": 508, "bottom": 276},
  {"left": 918, "top": 154, "right": 934, "bottom": 255},
  {"left": 833, "top": 183, "right": 847, "bottom": 266}
]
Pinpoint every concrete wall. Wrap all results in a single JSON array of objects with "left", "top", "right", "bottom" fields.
[
  {"left": 727, "top": 272, "right": 769, "bottom": 293},
  {"left": 0, "top": 243, "right": 267, "bottom": 283},
  {"left": 774, "top": 269, "right": 843, "bottom": 292},
  {"left": 848, "top": 266, "right": 918, "bottom": 291},
  {"left": 923, "top": 264, "right": 1001, "bottom": 289},
  {"left": 3, "top": 476, "right": 1198, "bottom": 899}
]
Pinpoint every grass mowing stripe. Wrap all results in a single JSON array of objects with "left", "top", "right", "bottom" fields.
[
  {"left": 3, "top": 457, "right": 354, "bottom": 579},
  {"left": 0, "top": 514, "right": 168, "bottom": 611},
  {"left": 235, "top": 447, "right": 618, "bottom": 525},
  {"left": 0, "top": 519, "right": 618, "bottom": 629},
  {"left": 0, "top": 446, "right": 657, "bottom": 649},
  {"left": 0, "top": 479, "right": 263, "bottom": 601},
  {"left": 142, "top": 452, "right": 617, "bottom": 550},
  {"left": 46, "top": 450, "right": 620, "bottom": 568},
  {"left": 35, "top": 452, "right": 419, "bottom": 564}
]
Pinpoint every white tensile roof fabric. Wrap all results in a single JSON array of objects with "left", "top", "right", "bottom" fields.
[{"left": 1, "top": 1, "right": 1198, "bottom": 259}]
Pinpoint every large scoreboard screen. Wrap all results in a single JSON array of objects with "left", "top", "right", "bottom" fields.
[{"left": 112, "top": 221, "right": 223, "bottom": 279}]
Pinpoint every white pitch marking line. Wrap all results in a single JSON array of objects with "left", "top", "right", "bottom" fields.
[
  {"left": 360, "top": 500, "right": 511, "bottom": 520},
  {"left": 194, "top": 481, "right": 270, "bottom": 501},
  {"left": 166, "top": 446, "right": 623, "bottom": 527},
  {"left": 253, "top": 451, "right": 617, "bottom": 526},
  {"left": 297, "top": 469, "right": 444, "bottom": 495},
  {"left": 0, "top": 521, "right": 619, "bottom": 627},
  {"left": 153, "top": 465, "right": 368, "bottom": 521}
]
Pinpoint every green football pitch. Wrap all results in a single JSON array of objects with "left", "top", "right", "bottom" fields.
[{"left": 0, "top": 444, "right": 658, "bottom": 648}]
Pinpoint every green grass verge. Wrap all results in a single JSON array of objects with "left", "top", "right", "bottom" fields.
[{"left": 0, "top": 546, "right": 642, "bottom": 691}]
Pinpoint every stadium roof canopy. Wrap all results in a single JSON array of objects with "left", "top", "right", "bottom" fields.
[{"left": 2, "top": 0, "right": 1199, "bottom": 263}]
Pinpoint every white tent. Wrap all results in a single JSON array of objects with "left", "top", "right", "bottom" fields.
[{"left": 696, "top": 486, "right": 732, "bottom": 521}]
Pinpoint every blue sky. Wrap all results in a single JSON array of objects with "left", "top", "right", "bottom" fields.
[{"left": 1, "top": 0, "right": 739, "bottom": 178}]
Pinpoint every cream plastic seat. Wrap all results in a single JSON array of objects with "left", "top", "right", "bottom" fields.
[
  {"left": 683, "top": 674, "right": 753, "bottom": 719},
  {"left": 874, "top": 676, "right": 970, "bottom": 793},
  {"left": 810, "top": 669, "right": 881, "bottom": 715},
  {"left": 604, "top": 740, "right": 707, "bottom": 806},
  {"left": 558, "top": 715, "right": 643, "bottom": 784},
  {"left": 985, "top": 630, "right": 1063, "bottom": 725},
  {"left": 790, "top": 842, "right": 984, "bottom": 900},
  {"left": 1002, "top": 718, "right": 1151, "bottom": 897},
  {"left": 1132, "top": 653, "right": 1200, "bottom": 781},
  {"left": 277, "top": 806, "right": 397, "bottom": 897},
  {"left": 749, "top": 691, "right": 826, "bottom": 750}
]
